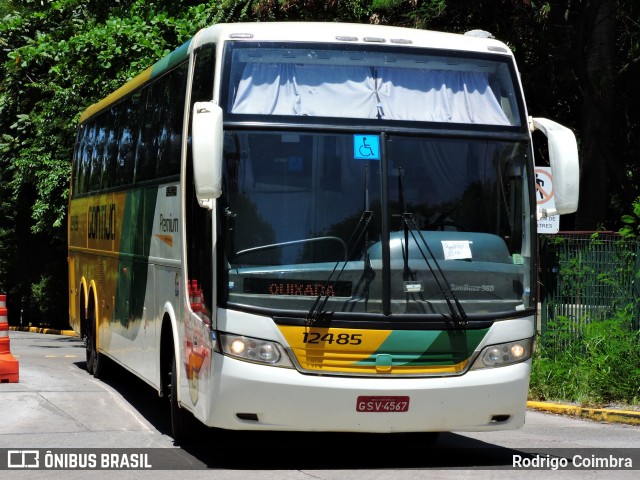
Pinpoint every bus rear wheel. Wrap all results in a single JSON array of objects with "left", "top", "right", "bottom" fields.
[{"left": 85, "top": 303, "right": 106, "bottom": 378}]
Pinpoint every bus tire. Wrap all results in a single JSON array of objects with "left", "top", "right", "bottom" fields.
[
  {"left": 424, "top": 432, "right": 440, "bottom": 443},
  {"left": 92, "top": 345, "right": 107, "bottom": 379},
  {"left": 84, "top": 330, "right": 93, "bottom": 374},
  {"left": 85, "top": 308, "right": 96, "bottom": 375},
  {"left": 85, "top": 302, "right": 107, "bottom": 379},
  {"left": 170, "top": 353, "right": 190, "bottom": 444}
]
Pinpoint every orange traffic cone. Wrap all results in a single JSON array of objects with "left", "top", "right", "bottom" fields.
[{"left": 0, "top": 294, "right": 19, "bottom": 383}]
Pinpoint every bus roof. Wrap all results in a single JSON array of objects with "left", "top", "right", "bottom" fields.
[
  {"left": 78, "top": 22, "right": 514, "bottom": 124},
  {"left": 196, "top": 22, "right": 512, "bottom": 54}
]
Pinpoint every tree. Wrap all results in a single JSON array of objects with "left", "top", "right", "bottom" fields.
[
  {"left": 0, "top": 0, "right": 219, "bottom": 326},
  {"left": 1, "top": 0, "right": 639, "bottom": 324},
  {"left": 573, "top": 0, "right": 616, "bottom": 230}
]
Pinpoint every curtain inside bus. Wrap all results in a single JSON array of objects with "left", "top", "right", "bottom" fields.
[{"left": 229, "top": 64, "right": 511, "bottom": 125}]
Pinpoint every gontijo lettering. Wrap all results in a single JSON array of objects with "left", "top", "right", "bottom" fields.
[{"left": 87, "top": 204, "right": 116, "bottom": 240}]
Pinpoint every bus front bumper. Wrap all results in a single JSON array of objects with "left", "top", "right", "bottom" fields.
[{"left": 198, "top": 353, "right": 531, "bottom": 433}]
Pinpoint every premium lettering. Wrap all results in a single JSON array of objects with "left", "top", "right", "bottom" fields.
[{"left": 159, "top": 213, "right": 179, "bottom": 233}]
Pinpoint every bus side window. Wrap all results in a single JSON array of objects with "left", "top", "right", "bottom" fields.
[
  {"left": 156, "top": 62, "right": 187, "bottom": 178},
  {"left": 103, "top": 108, "right": 118, "bottom": 190},
  {"left": 135, "top": 83, "right": 162, "bottom": 182},
  {"left": 116, "top": 126, "right": 135, "bottom": 187},
  {"left": 93, "top": 123, "right": 108, "bottom": 191},
  {"left": 116, "top": 93, "right": 139, "bottom": 187},
  {"left": 190, "top": 46, "right": 215, "bottom": 104},
  {"left": 86, "top": 123, "right": 100, "bottom": 192},
  {"left": 186, "top": 44, "right": 216, "bottom": 315},
  {"left": 73, "top": 125, "right": 87, "bottom": 195},
  {"left": 79, "top": 124, "right": 92, "bottom": 194}
]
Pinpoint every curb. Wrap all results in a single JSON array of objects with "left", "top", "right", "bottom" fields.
[
  {"left": 10, "top": 326, "right": 78, "bottom": 337},
  {"left": 527, "top": 400, "right": 640, "bottom": 426},
  {"left": 9, "top": 326, "right": 640, "bottom": 426}
]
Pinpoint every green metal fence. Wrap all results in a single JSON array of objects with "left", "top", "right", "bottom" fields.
[{"left": 538, "top": 232, "right": 640, "bottom": 347}]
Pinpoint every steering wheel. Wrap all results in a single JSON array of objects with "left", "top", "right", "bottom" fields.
[{"left": 425, "top": 211, "right": 465, "bottom": 231}]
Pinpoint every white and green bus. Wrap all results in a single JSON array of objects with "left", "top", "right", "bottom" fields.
[{"left": 68, "top": 22, "right": 579, "bottom": 442}]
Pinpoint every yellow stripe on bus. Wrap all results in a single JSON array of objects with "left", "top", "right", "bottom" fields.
[
  {"left": 79, "top": 66, "right": 153, "bottom": 123},
  {"left": 278, "top": 324, "right": 476, "bottom": 374}
]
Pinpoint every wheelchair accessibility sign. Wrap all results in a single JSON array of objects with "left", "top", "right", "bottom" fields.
[{"left": 354, "top": 135, "right": 380, "bottom": 160}]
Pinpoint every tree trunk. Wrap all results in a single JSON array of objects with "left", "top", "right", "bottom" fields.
[{"left": 574, "top": 0, "right": 616, "bottom": 230}]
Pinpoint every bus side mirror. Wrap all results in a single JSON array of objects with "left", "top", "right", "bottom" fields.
[
  {"left": 530, "top": 117, "right": 580, "bottom": 215},
  {"left": 192, "top": 101, "right": 224, "bottom": 208}
]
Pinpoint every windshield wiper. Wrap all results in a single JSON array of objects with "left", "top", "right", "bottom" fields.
[
  {"left": 402, "top": 213, "right": 468, "bottom": 326},
  {"left": 396, "top": 166, "right": 467, "bottom": 326},
  {"left": 397, "top": 167, "right": 412, "bottom": 280},
  {"left": 371, "top": 67, "right": 385, "bottom": 119},
  {"left": 306, "top": 210, "right": 373, "bottom": 326}
]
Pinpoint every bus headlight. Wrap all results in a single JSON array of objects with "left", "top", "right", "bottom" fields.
[
  {"left": 471, "top": 337, "right": 533, "bottom": 369},
  {"left": 218, "top": 333, "right": 294, "bottom": 368}
]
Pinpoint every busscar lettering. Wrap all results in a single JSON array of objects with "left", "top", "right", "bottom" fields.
[
  {"left": 87, "top": 204, "right": 116, "bottom": 240},
  {"left": 450, "top": 283, "right": 495, "bottom": 292}
]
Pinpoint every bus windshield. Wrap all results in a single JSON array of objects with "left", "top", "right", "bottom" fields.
[
  {"left": 222, "top": 131, "right": 533, "bottom": 317},
  {"left": 225, "top": 42, "right": 522, "bottom": 126}
]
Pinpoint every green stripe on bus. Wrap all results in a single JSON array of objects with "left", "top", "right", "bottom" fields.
[
  {"left": 115, "top": 187, "right": 159, "bottom": 328},
  {"left": 149, "top": 40, "right": 191, "bottom": 80},
  {"left": 356, "top": 328, "right": 489, "bottom": 366}
]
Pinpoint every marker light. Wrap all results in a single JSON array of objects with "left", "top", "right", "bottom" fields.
[{"left": 218, "top": 333, "right": 294, "bottom": 368}]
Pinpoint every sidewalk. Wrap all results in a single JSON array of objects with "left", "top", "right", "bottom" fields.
[{"left": 9, "top": 325, "right": 640, "bottom": 427}]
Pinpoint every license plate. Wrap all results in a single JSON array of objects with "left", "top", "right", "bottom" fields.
[{"left": 356, "top": 396, "right": 410, "bottom": 412}]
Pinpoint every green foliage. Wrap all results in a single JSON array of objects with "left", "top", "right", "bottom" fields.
[
  {"left": 30, "top": 273, "right": 57, "bottom": 324},
  {"left": 0, "top": 0, "right": 222, "bottom": 326},
  {"left": 619, "top": 196, "right": 640, "bottom": 240},
  {"left": 533, "top": 231, "right": 640, "bottom": 407},
  {"left": 530, "top": 309, "right": 640, "bottom": 406}
]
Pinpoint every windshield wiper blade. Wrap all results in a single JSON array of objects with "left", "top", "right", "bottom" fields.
[
  {"left": 306, "top": 210, "right": 373, "bottom": 326},
  {"left": 397, "top": 167, "right": 412, "bottom": 279},
  {"left": 396, "top": 165, "right": 466, "bottom": 324},
  {"left": 403, "top": 213, "right": 468, "bottom": 326}
]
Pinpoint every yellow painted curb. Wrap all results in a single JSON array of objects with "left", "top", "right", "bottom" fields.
[
  {"left": 10, "top": 326, "right": 78, "bottom": 337},
  {"left": 527, "top": 401, "right": 640, "bottom": 426}
]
